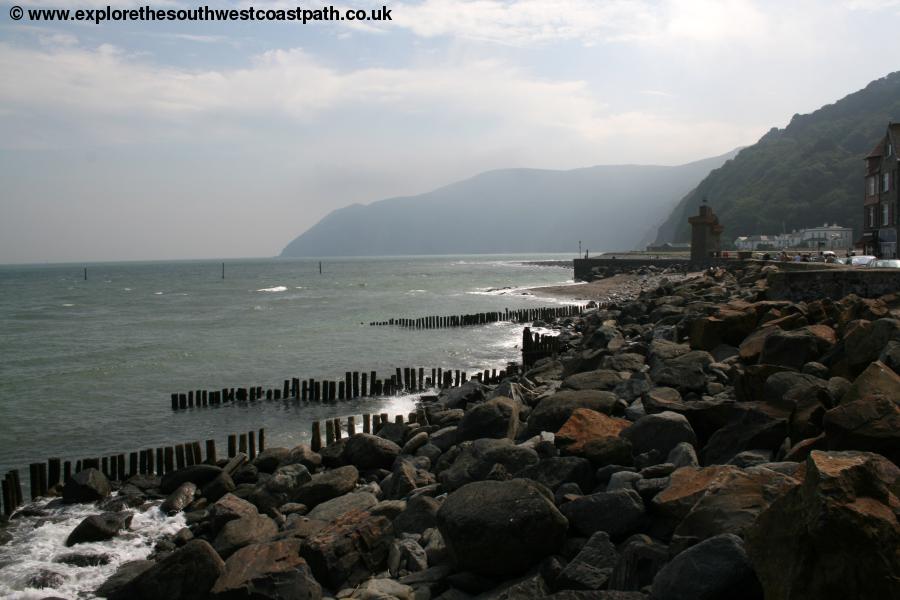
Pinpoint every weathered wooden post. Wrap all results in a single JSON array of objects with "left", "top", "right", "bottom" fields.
[
  {"left": 325, "top": 420, "right": 335, "bottom": 445},
  {"left": 363, "top": 413, "right": 371, "bottom": 434},
  {"left": 228, "top": 434, "right": 237, "bottom": 458},
  {"left": 206, "top": 440, "right": 217, "bottom": 465},
  {"left": 347, "top": 415, "right": 356, "bottom": 436},
  {"left": 311, "top": 421, "right": 322, "bottom": 452}
]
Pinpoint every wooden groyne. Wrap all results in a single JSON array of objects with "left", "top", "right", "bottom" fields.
[
  {"left": 169, "top": 363, "right": 520, "bottom": 411},
  {"left": 522, "top": 327, "right": 564, "bottom": 368},
  {"left": 308, "top": 410, "right": 426, "bottom": 452},
  {"left": 368, "top": 305, "right": 584, "bottom": 329},
  {"left": 1, "top": 427, "right": 264, "bottom": 516}
]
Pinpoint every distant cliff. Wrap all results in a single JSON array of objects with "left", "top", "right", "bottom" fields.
[
  {"left": 654, "top": 71, "right": 900, "bottom": 245},
  {"left": 280, "top": 151, "right": 738, "bottom": 257}
]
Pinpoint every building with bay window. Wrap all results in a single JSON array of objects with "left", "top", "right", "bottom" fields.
[{"left": 862, "top": 123, "right": 900, "bottom": 257}]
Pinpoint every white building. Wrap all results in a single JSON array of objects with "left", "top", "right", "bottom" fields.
[
  {"left": 734, "top": 224, "right": 853, "bottom": 251},
  {"left": 797, "top": 223, "right": 853, "bottom": 250}
]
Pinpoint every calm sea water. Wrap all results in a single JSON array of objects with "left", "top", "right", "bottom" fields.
[{"left": 0, "top": 255, "right": 578, "bottom": 478}]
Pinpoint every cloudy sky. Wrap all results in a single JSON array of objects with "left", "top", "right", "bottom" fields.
[{"left": 1, "top": 0, "right": 899, "bottom": 263}]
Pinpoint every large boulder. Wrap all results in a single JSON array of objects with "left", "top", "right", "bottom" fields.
[
  {"left": 456, "top": 397, "right": 521, "bottom": 442},
  {"left": 66, "top": 512, "right": 133, "bottom": 546},
  {"left": 758, "top": 325, "right": 836, "bottom": 370},
  {"left": 114, "top": 539, "right": 225, "bottom": 600},
  {"left": 669, "top": 466, "right": 798, "bottom": 554},
  {"left": 554, "top": 531, "right": 618, "bottom": 591},
  {"left": 307, "top": 492, "right": 378, "bottom": 522},
  {"left": 555, "top": 409, "right": 630, "bottom": 456},
  {"left": 738, "top": 326, "right": 781, "bottom": 363},
  {"left": 822, "top": 361, "right": 900, "bottom": 463},
  {"left": 524, "top": 390, "right": 622, "bottom": 438},
  {"left": 393, "top": 495, "right": 440, "bottom": 536},
  {"left": 63, "top": 468, "right": 110, "bottom": 504},
  {"left": 294, "top": 465, "right": 358, "bottom": 509},
  {"left": 437, "top": 478, "right": 568, "bottom": 576},
  {"left": 650, "top": 351, "right": 712, "bottom": 394},
  {"left": 560, "top": 489, "right": 645, "bottom": 541},
  {"left": 253, "top": 447, "right": 291, "bottom": 474},
  {"left": 518, "top": 456, "right": 594, "bottom": 492},
  {"left": 160, "top": 464, "right": 223, "bottom": 494},
  {"left": 651, "top": 465, "right": 739, "bottom": 524},
  {"left": 95, "top": 559, "right": 154, "bottom": 599},
  {"left": 381, "top": 457, "right": 436, "bottom": 500},
  {"left": 210, "top": 539, "right": 322, "bottom": 600},
  {"left": 343, "top": 434, "right": 401, "bottom": 470},
  {"left": 438, "top": 438, "right": 539, "bottom": 492},
  {"left": 563, "top": 369, "right": 628, "bottom": 391},
  {"left": 842, "top": 318, "right": 900, "bottom": 376},
  {"left": 209, "top": 493, "right": 259, "bottom": 533},
  {"left": 213, "top": 514, "right": 279, "bottom": 559},
  {"left": 622, "top": 412, "right": 697, "bottom": 459},
  {"left": 701, "top": 403, "right": 788, "bottom": 465},
  {"left": 300, "top": 510, "right": 394, "bottom": 589},
  {"left": 689, "top": 309, "right": 758, "bottom": 350},
  {"left": 650, "top": 534, "right": 762, "bottom": 600},
  {"left": 642, "top": 388, "right": 735, "bottom": 447},
  {"left": 746, "top": 451, "right": 900, "bottom": 600},
  {"left": 160, "top": 482, "right": 197, "bottom": 516}
]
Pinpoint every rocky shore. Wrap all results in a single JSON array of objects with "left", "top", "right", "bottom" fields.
[{"left": 5, "top": 261, "right": 900, "bottom": 600}]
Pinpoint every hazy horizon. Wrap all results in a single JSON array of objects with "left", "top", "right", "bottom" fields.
[{"left": 3, "top": 0, "right": 900, "bottom": 263}]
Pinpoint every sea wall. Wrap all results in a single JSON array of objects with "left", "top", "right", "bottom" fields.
[{"left": 767, "top": 268, "right": 900, "bottom": 301}]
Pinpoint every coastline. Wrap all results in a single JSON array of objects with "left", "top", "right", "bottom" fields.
[
  {"left": 525, "top": 271, "right": 695, "bottom": 301},
  {"left": 2, "top": 260, "right": 899, "bottom": 600}
]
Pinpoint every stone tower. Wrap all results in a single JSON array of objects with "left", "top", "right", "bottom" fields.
[{"left": 688, "top": 202, "right": 723, "bottom": 263}]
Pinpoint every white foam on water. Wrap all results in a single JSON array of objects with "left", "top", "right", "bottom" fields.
[
  {"left": 122, "top": 288, "right": 132, "bottom": 292},
  {"left": 0, "top": 497, "right": 185, "bottom": 599},
  {"left": 257, "top": 286, "right": 287, "bottom": 293},
  {"left": 153, "top": 292, "right": 163, "bottom": 295},
  {"left": 61, "top": 304, "right": 74, "bottom": 307}
]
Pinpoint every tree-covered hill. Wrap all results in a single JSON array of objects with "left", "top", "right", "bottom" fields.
[{"left": 655, "top": 72, "right": 900, "bottom": 245}]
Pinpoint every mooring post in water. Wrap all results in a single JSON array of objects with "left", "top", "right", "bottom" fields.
[
  {"left": 2, "top": 477, "right": 11, "bottom": 516},
  {"left": 311, "top": 421, "right": 322, "bottom": 451},
  {"left": 332, "top": 418, "right": 342, "bottom": 441},
  {"left": 248, "top": 431, "right": 256, "bottom": 460},
  {"left": 363, "top": 413, "right": 371, "bottom": 434},
  {"left": 84, "top": 267, "right": 87, "bottom": 281},
  {"left": 48, "top": 458, "right": 61, "bottom": 490},
  {"left": 347, "top": 416, "right": 355, "bottom": 436},
  {"left": 319, "top": 261, "right": 322, "bottom": 274},
  {"left": 164, "top": 447, "right": 174, "bottom": 473},
  {"left": 222, "top": 262, "right": 225, "bottom": 279},
  {"left": 325, "top": 420, "right": 334, "bottom": 445},
  {"left": 175, "top": 444, "right": 186, "bottom": 469}
]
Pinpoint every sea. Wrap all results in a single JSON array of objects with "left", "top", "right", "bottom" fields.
[{"left": 0, "top": 254, "right": 579, "bottom": 598}]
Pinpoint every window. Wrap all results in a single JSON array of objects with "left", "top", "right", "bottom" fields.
[
  {"left": 883, "top": 203, "right": 890, "bottom": 226},
  {"left": 884, "top": 172, "right": 890, "bottom": 192},
  {"left": 868, "top": 205, "right": 876, "bottom": 227},
  {"left": 868, "top": 176, "right": 877, "bottom": 196}
]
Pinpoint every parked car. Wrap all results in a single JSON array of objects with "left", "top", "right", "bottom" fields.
[
  {"left": 867, "top": 259, "right": 900, "bottom": 268},
  {"left": 849, "top": 255, "right": 877, "bottom": 266}
]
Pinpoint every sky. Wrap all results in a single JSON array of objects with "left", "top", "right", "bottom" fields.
[{"left": 1, "top": 0, "right": 900, "bottom": 263}]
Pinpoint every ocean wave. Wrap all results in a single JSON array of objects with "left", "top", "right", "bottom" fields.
[
  {"left": 61, "top": 303, "right": 74, "bottom": 307},
  {"left": 257, "top": 286, "right": 287, "bottom": 293},
  {"left": 0, "top": 496, "right": 185, "bottom": 599}
]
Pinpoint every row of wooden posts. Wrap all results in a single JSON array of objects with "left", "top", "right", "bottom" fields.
[
  {"left": 368, "top": 305, "right": 584, "bottom": 329},
  {"left": 170, "top": 363, "right": 520, "bottom": 411},
  {"left": 1, "top": 428, "right": 264, "bottom": 517},
  {"left": 522, "top": 327, "right": 564, "bottom": 368},
  {"left": 309, "top": 410, "right": 428, "bottom": 452}
]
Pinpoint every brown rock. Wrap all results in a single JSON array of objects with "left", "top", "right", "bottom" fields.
[
  {"left": 210, "top": 539, "right": 322, "bottom": 599},
  {"left": 556, "top": 409, "right": 630, "bottom": 455},
  {"left": 689, "top": 309, "right": 758, "bottom": 350},
  {"left": 738, "top": 326, "right": 780, "bottom": 363},
  {"left": 651, "top": 465, "right": 739, "bottom": 522},
  {"left": 747, "top": 450, "right": 900, "bottom": 600},
  {"left": 114, "top": 539, "right": 225, "bottom": 600},
  {"left": 823, "top": 368, "right": 900, "bottom": 464},
  {"left": 839, "top": 359, "right": 900, "bottom": 405},
  {"left": 670, "top": 466, "right": 798, "bottom": 554},
  {"left": 300, "top": 509, "right": 393, "bottom": 589}
]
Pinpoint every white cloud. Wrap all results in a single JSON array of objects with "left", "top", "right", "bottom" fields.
[{"left": 381, "top": 0, "right": 769, "bottom": 46}]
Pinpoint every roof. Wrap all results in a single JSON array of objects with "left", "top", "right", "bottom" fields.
[
  {"left": 866, "top": 135, "right": 886, "bottom": 158},
  {"left": 889, "top": 123, "right": 900, "bottom": 156}
]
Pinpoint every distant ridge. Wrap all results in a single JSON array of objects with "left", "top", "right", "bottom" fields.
[
  {"left": 654, "top": 71, "right": 900, "bottom": 245},
  {"left": 280, "top": 150, "right": 738, "bottom": 257}
]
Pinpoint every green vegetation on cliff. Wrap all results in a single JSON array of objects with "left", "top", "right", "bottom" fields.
[{"left": 655, "top": 72, "right": 900, "bottom": 244}]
